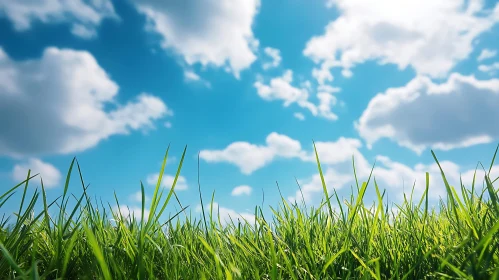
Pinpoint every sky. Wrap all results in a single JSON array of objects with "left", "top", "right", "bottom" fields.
[{"left": 1, "top": 0, "right": 499, "bottom": 225}]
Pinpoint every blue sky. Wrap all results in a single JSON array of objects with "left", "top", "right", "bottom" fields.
[{"left": 1, "top": 0, "right": 499, "bottom": 223}]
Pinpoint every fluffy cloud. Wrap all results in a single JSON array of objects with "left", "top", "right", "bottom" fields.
[
  {"left": 0, "top": 0, "right": 118, "bottom": 39},
  {"left": 254, "top": 70, "right": 339, "bottom": 120},
  {"left": 231, "top": 185, "right": 252, "bottom": 196},
  {"left": 0, "top": 47, "right": 171, "bottom": 159},
  {"left": 146, "top": 173, "right": 188, "bottom": 191},
  {"left": 294, "top": 112, "right": 305, "bottom": 121},
  {"left": 477, "top": 49, "right": 497, "bottom": 61},
  {"left": 183, "top": 69, "right": 211, "bottom": 87},
  {"left": 133, "top": 0, "right": 260, "bottom": 78},
  {"left": 304, "top": 0, "right": 499, "bottom": 82},
  {"left": 199, "top": 132, "right": 307, "bottom": 174},
  {"left": 262, "top": 47, "right": 282, "bottom": 70},
  {"left": 129, "top": 190, "right": 150, "bottom": 204},
  {"left": 478, "top": 62, "right": 499, "bottom": 74},
  {"left": 355, "top": 73, "right": 499, "bottom": 154},
  {"left": 12, "top": 158, "right": 61, "bottom": 188}
]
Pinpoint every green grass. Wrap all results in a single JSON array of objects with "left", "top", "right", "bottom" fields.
[{"left": 1, "top": 143, "right": 499, "bottom": 279}]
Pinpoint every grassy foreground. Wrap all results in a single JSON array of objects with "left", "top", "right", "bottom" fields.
[{"left": 1, "top": 143, "right": 499, "bottom": 280}]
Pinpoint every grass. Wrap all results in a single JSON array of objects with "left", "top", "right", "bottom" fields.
[{"left": 1, "top": 143, "right": 499, "bottom": 279}]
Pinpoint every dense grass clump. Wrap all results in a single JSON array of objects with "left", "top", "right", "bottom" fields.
[{"left": 1, "top": 143, "right": 499, "bottom": 279}]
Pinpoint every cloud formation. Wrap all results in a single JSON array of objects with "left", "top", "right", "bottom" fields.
[
  {"left": 134, "top": 0, "right": 261, "bottom": 78},
  {"left": 0, "top": 0, "right": 118, "bottom": 39},
  {"left": 355, "top": 73, "right": 499, "bottom": 154},
  {"left": 146, "top": 173, "right": 188, "bottom": 191},
  {"left": 254, "top": 70, "right": 339, "bottom": 120},
  {"left": 304, "top": 0, "right": 499, "bottom": 83},
  {"left": 12, "top": 158, "right": 61, "bottom": 188},
  {"left": 262, "top": 47, "right": 282, "bottom": 70},
  {"left": 0, "top": 47, "right": 171, "bottom": 159},
  {"left": 231, "top": 185, "right": 252, "bottom": 196},
  {"left": 199, "top": 132, "right": 307, "bottom": 174}
]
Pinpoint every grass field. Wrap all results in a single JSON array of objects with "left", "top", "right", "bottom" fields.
[{"left": 1, "top": 143, "right": 499, "bottom": 279}]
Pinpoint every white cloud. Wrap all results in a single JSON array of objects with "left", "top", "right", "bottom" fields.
[
  {"left": 12, "top": 158, "right": 61, "bottom": 188},
  {"left": 146, "top": 173, "right": 188, "bottom": 191},
  {"left": 164, "top": 121, "right": 172, "bottom": 128},
  {"left": 355, "top": 73, "right": 499, "bottom": 154},
  {"left": 71, "top": 24, "right": 97, "bottom": 39},
  {"left": 129, "top": 190, "right": 150, "bottom": 204},
  {"left": 477, "top": 49, "right": 497, "bottom": 61},
  {"left": 184, "top": 70, "right": 201, "bottom": 81},
  {"left": 196, "top": 202, "right": 255, "bottom": 226},
  {"left": 133, "top": 0, "right": 261, "bottom": 78},
  {"left": 262, "top": 47, "right": 282, "bottom": 70},
  {"left": 0, "top": 47, "right": 171, "bottom": 159},
  {"left": 254, "top": 70, "right": 339, "bottom": 120},
  {"left": 183, "top": 69, "right": 211, "bottom": 87},
  {"left": 478, "top": 62, "right": 499, "bottom": 74},
  {"left": 0, "top": 0, "right": 118, "bottom": 39},
  {"left": 199, "top": 132, "right": 307, "bottom": 174},
  {"left": 231, "top": 185, "right": 252, "bottom": 196},
  {"left": 305, "top": 0, "right": 499, "bottom": 82},
  {"left": 294, "top": 112, "right": 305, "bottom": 120}
]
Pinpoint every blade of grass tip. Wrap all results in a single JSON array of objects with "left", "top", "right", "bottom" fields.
[
  {"left": 484, "top": 175, "right": 499, "bottom": 215},
  {"left": 140, "top": 182, "right": 145, "bottom": 227},
  {"left": 0, "top": 173, "right": 39, "bottom": 203},
  {"left": 40, "top": 179, "right": 52, "bottom": 236},
  {"left": 0, "top": 192, "right": 16, "bottom": 208},
  {"left": 145, "top": 144, "right": 170, "bottom": 231},
  {"left": 313, "top": 140, "right": 334, "bottom": 218},
  {"left": 487, "top": 143, "right": 499, "bottom": 177},
  {"left": 197, "top": 152, "right": 209, "bottom": 239},
  {"left": 17, "top": 169, "right": 31, "bottom": 224},
  {"left": 155, "top": 145, "right": 188, "bottom": 225},
  {"left": 83, "top": 224, "right": 112, "bottom": 280},
  {"left": 58, "top": 157, "right": 77, "bottom": 242},
  {"left": 294, "top": 177, "right": 307, "bottom": 208},
  {"left": 210, "top": 190, "right": 216, "bottom": 227},
  {"left": 431, "top": 150, "right": 461, "bottom": 225}
]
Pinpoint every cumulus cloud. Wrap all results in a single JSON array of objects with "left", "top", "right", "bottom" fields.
[
  {"left": 477, "top": 49, "right": 497, "bottom": 61},
  {"left": 231, "top": 185, "right": 252, "bottom": 196},
  {"left": 254, "top": 70, "right": 339, "bottom": 121},
  {"left": 355, "top": 73, "right": 499, "bottom": 154},
  {"left": 199, "top": 132, "right": 307, "bottom": 174},
  {"left": 129, "top": 190, "right": 150, "bottom": 204},
  {"left": 294, "top": 112, "right": 305, "bottom": 120},
  {"left": 262, "top": 47, "right": 282, "bottom": 70},
  {"left": 0, "top": 47, "right": 171, "bottom": 159},
  {"left": 133, "top": 0, "right": 260, "bottom": 78},
  {"left": 146, "top": 173, "right": 188, "bottom": 191},
  {"left": 183, "top": 69, "right": 211, "bottom": 87},
  {"left": 12, "top": 158, "right": 61, "bottom": 188},
  {"left": 0, "top": 0, "right": 118, "bottom": 39},
  {"left": 478, "top": 62, "right": 499, "bottom": 74},
  {"left": 305, "top": 0, "right": 499, "bottom": 82}
]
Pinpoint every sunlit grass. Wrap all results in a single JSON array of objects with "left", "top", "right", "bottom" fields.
[{"left": 1, "top": 143, "right": 499, "bottom": 279}]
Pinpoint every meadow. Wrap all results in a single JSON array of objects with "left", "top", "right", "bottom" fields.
[{"left": 0, "top": 143, "right": 498, "bottom": 279}]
